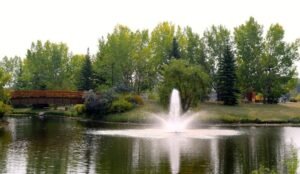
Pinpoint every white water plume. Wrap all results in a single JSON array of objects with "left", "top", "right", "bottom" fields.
[{"left": 90, "top": 88, "right": 241, "bottom": 174}]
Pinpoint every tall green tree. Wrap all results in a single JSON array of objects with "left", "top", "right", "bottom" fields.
[
  {"left": 234, "top": 17, "right": 264, "bottom": 97},
  {"left": 14, "top": 59, "right": 26, "bottom": 90},
  {"left": 48, "top": 42, "right": 70, "bottom": 89},
  {"left": 149, "top": 22, "right": 175, "bottom": 67},
  {"left": 0, "top": 68, "right": 11, "bottom": 103},
  {"left": 184, "top": 27, "right": 207, "bottom": 68},
  {"left": 0, "top": 68, "right": 11, "bottom": 118},
  {"left": 131, "top": 30, "right": 152, "bottom": 93},
  {"left": 67, "top": 54, "right": 85, "bottom": 90},
  {"left": 77, "top": 49, "right": 93, "bottom": 91},
  {"left": 149, "top": 22, "right": 189, "bottom": 88},
  {"left": 217, "top": 44, "right": 239, "bottom": 105},
  {"left": 159, "top": 59, "right": 210, "bottom": 112},
  {"left": 170, "top": 37, "right": 181, "bottom": 59},
  {"left": 94, "top": 26, "right": 154, "bottom": 93},
  {"left": 203, "top": 25, "right": 231, "bottom": 99},
  {"left": 22, "top": 40, "right": 70, "bottom": 90},
  {"left": 93, "top": 37, "right": 110, "bottom": 90},
  {"left": 94, "top": 25, "right": 135, "bottom": 89},
  {"left": 0, "top": 56, "right": 22, "bottom": 88},
  {"left": 260, "top": 24, "right": 299, "bottom": 103}
]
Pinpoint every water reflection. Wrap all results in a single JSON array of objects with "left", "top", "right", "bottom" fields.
[
  {"left": 210, "top": 139, "right": 219, "bottom": 174},
  {"left": 0, "top": 128, "right": 11, "bottom": 173},
  {"left": 0, "top": 118, "right": 299, "bottom": 173},
  {"left": 6, "top": 141, "right": 27, "bottom": 173},
  {"left": 167, "top": 135, "right": 180, "bottom": 174}
]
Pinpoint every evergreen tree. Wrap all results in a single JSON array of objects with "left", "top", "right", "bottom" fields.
[
  {"left": 217, "top": 44, "right": 238, "bottom": 105},
  {"left": 15, "top": 60, "right": 26, "bottom": 89},
  {"left": 170, "top": 37, "right": 181, "bottom": 59},
  {"left": 77, "top": 49, "right": 93, "bottom": 91}
]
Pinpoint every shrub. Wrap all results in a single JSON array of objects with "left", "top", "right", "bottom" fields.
[
  {"left": 251, "top": 165, "right": 277, "bottom": 174},
  {"left": 0, "top": 101, "right": 12, "bottom": 118},
  {"left": 123, "top": 94, "right": 144, "bottom": 106},
  {"left": 110, "top": 98, "right": 133, "bottom": 113},
  {"left": 147, "top": 91, "right": 159, "bottom": 101},
  {"left": 290, "top": 98, "right": 297, "bottom": 102},
  {"left": 73, "top": 104, "right": 85, "bottom": 115},
  {"left": 132, "top": 95, "right": 144, "bottom": 105},
  {"left": 295, "top": 94, "right": 300, "bottom": 101},
  {"left": 114, "top": 84, "right": 133, "bottom": 93},
  {"left": 255, "top": 93, "right": 263, "bottom": 103},
  {"left": 83, "top": 88, "right": 142, "bottom": 117},
  {"left": 95, "top": 84, "right": 110, "bottom": 93},
  {"left": 84, "top": 89, "right": 116, "bottom": 117},
  {"left": 146, "top": 89, "right": 160, "bottom": 101}
]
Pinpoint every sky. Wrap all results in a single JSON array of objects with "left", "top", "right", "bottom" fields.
[{"left": 1, "top": 0, "right": 300, "bottom": 70}]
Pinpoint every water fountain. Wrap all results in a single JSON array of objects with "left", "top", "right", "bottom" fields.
[
  {"left": 92, "top": 88, "right": 240, "bottom": 138},
  {"left": 165, "top": 89, "right": 198, "bottom": 132},
  {"left": 91, "top": 89, "right": 241, "bottom": 174},
  {"left": 166, "top": 89, "right": 184, "bottom": 132}
]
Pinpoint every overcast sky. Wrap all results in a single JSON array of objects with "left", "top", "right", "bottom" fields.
[{"left": 1, "top": 0, "right": 300, "bottom": 70}]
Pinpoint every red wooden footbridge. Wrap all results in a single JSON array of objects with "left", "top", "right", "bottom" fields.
[{"left": 10, "top": 90, "right": 84, "bottom": 106}]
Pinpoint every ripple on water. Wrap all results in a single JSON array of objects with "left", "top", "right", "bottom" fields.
[{"left": 89, "top": 129, "right": 241, "bottom": 139}]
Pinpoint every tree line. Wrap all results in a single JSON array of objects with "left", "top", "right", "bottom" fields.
[{"left": 1, "top": 17, "right": 299, "bottom": 108}]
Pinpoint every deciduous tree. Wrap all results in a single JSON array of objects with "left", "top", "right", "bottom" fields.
[
  {"left": 260, "top": 24, "right": 299, "bottom": 103},
  {"left": 234, "top": 17, "right": 264, "bottom": 97},
  {"left": 159, "top": 59, "right": 210, "bottom": 112}
]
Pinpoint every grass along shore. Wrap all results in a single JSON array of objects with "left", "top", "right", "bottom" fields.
[
  {"left": 9, "top": 101, "right": 300, "bottom": 124},
  {"left": 104, "top": 101, "right": 300, "bottom": 124},
  {"left": 10, "top": 107, "right": 74, "bottom": 117}
]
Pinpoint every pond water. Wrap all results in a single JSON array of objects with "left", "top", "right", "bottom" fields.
[{"left": 0, "top": 117, "right": 299, "bottom": 174}]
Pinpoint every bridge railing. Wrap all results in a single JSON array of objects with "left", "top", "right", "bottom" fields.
[
  {"left": 11, "top": 90, "right": 83, "bottom": 98},
  {"left": 10, "top": 90, "right": 84, "bottom": 106}
]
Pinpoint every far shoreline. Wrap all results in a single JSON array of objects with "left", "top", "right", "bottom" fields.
[
  {"left": 7, "top": 101, "right": 300, "bottom": 127},
  {"left": 5, "top": 113, "right": 300, "bottom": 128}
]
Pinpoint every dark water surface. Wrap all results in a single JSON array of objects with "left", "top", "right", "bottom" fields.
[{"left": 0, "top": 117, "right": 299, "bottom": 174}]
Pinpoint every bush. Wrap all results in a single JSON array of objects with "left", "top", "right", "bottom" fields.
[
  {"left": 123, "top": 94, "right": 144, "bottom": 106},
  {"left": 114, "top": 84, "right": 133, "bottom": 93},
  {"left": 0, "top": 101, "right": 12, "bottom": 118},
  {"left": 132, "top": 95, "right": 144, "bottom": 105},
  {"left": 251, "top": 165, "right": 277, "bottom": 174},
  {"left": 84, "top": 89, "right": 116, "bottom": 117},
  {"left": 95, "top": 84, "right": 110, "bottom": 93},
  {"left": 295, "top": 94, "right": 300, "bottom": 101},
  {"left": 110, "top": 98, "right": 133, "bottom": 113},
  {"left": 83, "top": 88, "right": 142, "bottom": 118},
  {"left": 73, "top": 104, "right": 85, "bottom": 115},
  {"left": 290, "top": 98, "right": 297, "bottom": 102},
  {"left": 255, "top": 93, "right": 264, "bottom": 103},
  {"left": 147, "top": 91, "right": 159, "bottom": 101}
]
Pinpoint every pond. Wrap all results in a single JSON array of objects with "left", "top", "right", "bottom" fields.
[{"left": 0, "top": 117, "right": 299, "bottom": 174}]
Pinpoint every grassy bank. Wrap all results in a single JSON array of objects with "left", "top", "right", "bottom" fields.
[
  {"left": 195, "top": 102, "right": 300, "bottom": 123},
  {"left": 102, "top": 101, "right": 165, "bottom": 123},
  {"left": 9, "top": 101, "right": 300, "bottom": 124},
  {"left": 104, "top": 101, "right": 300, "bottom": 124},
  {"left": 10, "top": 107, "right": 73, "bottom": 117}
]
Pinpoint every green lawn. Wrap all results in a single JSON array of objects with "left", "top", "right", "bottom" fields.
[
  {"left": 102, "top": 101, "right": 165, "bottom": 123},
  {"left": 9, "top": 101, "right": 300, "bottom": 124},
  {"left": 104, "top": 101, "right": 300, "bottom": 124},
  {"left": 195, "top": 102, "right": 300, "bottom": 123}
]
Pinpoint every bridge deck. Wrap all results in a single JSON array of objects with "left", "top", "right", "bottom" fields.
[{"left": 11, "top": 90, "right": 84, "bottom": 106}]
